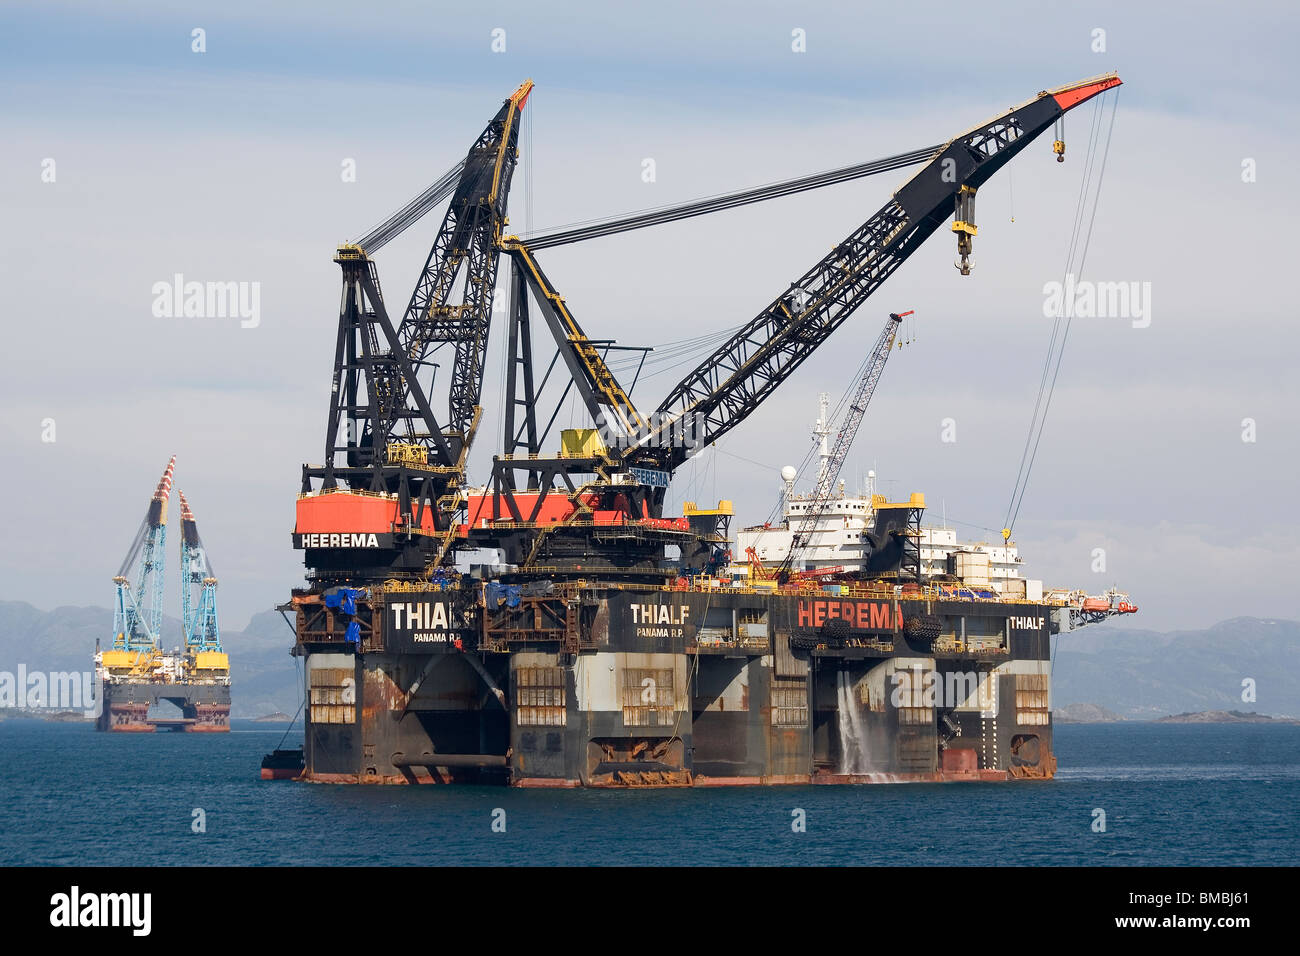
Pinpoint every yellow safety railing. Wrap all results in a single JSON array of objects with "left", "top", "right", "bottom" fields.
[{"left": 386, "top": 443, "right": 429, "bottom": 467}]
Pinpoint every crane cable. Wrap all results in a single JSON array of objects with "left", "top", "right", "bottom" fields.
[
  {"left": 353, "top": 160, "right": 465, "bottom": 254},
  {"left": 1003, "top": 89, "right": 1120, "bottom": 534},
  {"left": 1003, "top": 95, "right": 1107, "bottom": 532},
  {"left": 520, "top": 144, "right": 941, "bottom": 250},
  {"left": 1005, "top": 97, "right": 1106, "bottom": 522},
  {"left": 525, "top": 88, "right": 535, "bottom": 236},
  {"left": 601, "top": 322, "right": 749, "bottom": 402}
]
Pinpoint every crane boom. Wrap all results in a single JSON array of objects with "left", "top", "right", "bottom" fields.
[
  {"left": 395, "top": 79, "right": 533, "bottom": 456},
  {"left": 178, "top": 490, "right": 222, "bottom": 654},
  {"left": 777, "top": 311, "right": 908, "bottom": 576},
  {"left": 634, "top": 74, "right": 1121, "bottom": 473},
  {"left": 112, "top": 457, "right": 174, "bottom": 652}
]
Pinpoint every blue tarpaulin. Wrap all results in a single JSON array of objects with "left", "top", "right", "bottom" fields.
[
  {"left": 486, "top": 581, "right": 521, "bottom": 608},
  {"left": 324, "top": 587, "right": 366, "bottom": 614},
  {"left": 344, "top": 621, "right": 361, "bottom": 645}
]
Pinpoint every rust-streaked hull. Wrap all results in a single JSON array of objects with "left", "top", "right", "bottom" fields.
[{"left": 278, "top": 584, "right": 1060, "bottom": 787}]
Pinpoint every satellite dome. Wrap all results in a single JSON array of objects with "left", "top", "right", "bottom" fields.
[{"left": 781, "top": 465, "right": 797, "bottom": 483}]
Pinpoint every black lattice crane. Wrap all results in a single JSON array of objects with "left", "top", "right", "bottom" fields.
[{"left": 299, "top": 81, "right": 532, "bottom": 574}]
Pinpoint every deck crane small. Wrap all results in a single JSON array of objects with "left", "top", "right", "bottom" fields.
[{"left": 774, "top": 311, "right": 911, "bottom": 580}]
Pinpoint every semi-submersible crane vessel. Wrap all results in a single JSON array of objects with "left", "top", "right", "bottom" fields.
[
  {"left": 96, "top": 458, "right": 230, "bottom": 732},
  {"left": 267, "top": 74, "right": 1135, "bottom": 785}
]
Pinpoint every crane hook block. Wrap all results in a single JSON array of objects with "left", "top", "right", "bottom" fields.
[
  {"left": 1053, "top": 139, "right": 1066, "bottom": 162},
  {"left": 952, "top": 185, "right": 977, "bottom": 275}
]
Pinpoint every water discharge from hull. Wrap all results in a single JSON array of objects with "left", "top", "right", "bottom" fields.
[{"left": 836, "top": 671, "right": 870, "bottom": 774}]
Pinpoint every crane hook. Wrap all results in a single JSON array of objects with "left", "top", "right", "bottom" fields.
[{"left": 952, "top": 185, "right": 976, "bottom": 275}]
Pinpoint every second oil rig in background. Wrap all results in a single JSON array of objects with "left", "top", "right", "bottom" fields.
[{"left": 94, "top": 457, "right": 231, "bottom": 732}]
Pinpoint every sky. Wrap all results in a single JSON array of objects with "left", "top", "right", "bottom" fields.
[{"left": 1, "top": 1, "right": 1296, "bottom": 631}]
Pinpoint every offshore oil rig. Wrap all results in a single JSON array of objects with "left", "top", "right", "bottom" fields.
[
  {"left": 95, "top": 458, "right": 230, "bottom": 732},
  {"left": 269, "top": 73, "right": 1134, "bottom": 785}
]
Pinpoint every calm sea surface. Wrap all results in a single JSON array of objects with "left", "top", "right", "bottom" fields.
[{"left": 1, "top": 721, "right": 1296, "bottom": 866}]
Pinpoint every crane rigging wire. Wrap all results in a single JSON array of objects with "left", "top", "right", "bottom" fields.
[
  {"left": 353, "top": 142, "right": 938, "bottom": 262},
  {"left": 519, "top": 144, "right": 941, "bottom": 250},
  {"left": 605, "top": 323, "right": 749, "bottom": 391},
  {"left": 1004, "top": 98, "right": 1106, "bottom": 524},
  {"left": 353, "top": 160, "right": 465, "bottom": 254},
  {"left": 525, "top": 89, "right": 535, "bottom": 236},
  {"left": 1011, "top": 92, "right": 1120, "bottom": 529},
  {"left": 606, "top": 324, "right": 746, "bottom": 368},
  {"left": 1003, "top": 90, "right": 1120, "bottom": 533}
]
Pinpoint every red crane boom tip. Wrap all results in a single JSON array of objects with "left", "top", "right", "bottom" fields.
[
  {"left": 1050, "top": 73, "right": 1122, "bottom": 112},
  {"left": 154, "top": 456, "right": 176, "bottom": 501},
  {"left": 510, "top": 79, "right": 535, "bottom": 111}
]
